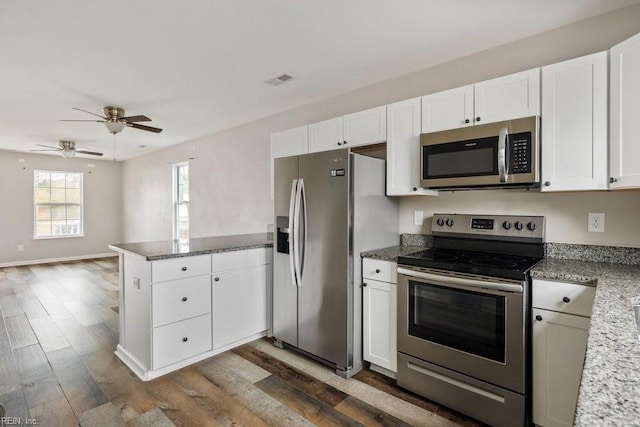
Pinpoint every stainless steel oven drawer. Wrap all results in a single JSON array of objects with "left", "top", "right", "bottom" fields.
[{"left": 397, "top": 352, "right": 525, "bottom": 427}]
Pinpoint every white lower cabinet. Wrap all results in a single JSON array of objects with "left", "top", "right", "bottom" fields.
[
  {"left": 362, "top": 258, "right": 397, "bottom": 375},
  {"left": 532, "top": 279, "right": 595, "bottom": 427},
  {"left": 116, "top": 247, "right": 272, "bottom": 381}
]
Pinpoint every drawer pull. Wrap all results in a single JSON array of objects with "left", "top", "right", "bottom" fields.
[
  {"left": 535, "top": 315, "right": 543, "bottom": 321},
  {"left": 375, "top": 269, "right": 381, "bottom": 274},
  {"left": 181, "top": 297, "right": 188, "bottom": 302},
  {"left": 182, "top": 337, "right": 188, "bottom": 342},
  {"left": 562, "top": 296, "right": 571, "bottom": 303},
  {"left": 214, "top": 277, "right": 220, "bottom": 282},
  {"left": 363, "top": 283, "right": 368, "bottom": 287},
  {"left": 181, "top": 267, "right": 187, "bottom": 271}
]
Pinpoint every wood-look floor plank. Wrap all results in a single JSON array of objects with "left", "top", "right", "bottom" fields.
[
  {"left": 0, "top": 295, "right": 24, "bottom": 317},
  {"left": 29, "top": 316, "right": 71, "bottom": 353},
  {"left": 55, "top": 316, "right": 103, "bottom": 355},
  {"left": 20, "top": 296, "right": 49, "bottom": 320},
  {"left": 14, "top": 344, "right": 54, "bottom": 383},
  {"left": 77, "top": 402, "right": 125, "bottom": 427},
  {"left": 335, "top": 395, "right": 412, "bottom": 427},
  {"left": 233, "top": 344, "right": 349, "bottom": 407},
  {"left": 129, "top": 407, "right": 175, "bottom": 427},
  {"left": 170, "top": 367, "right": 268, "bottom": 426},
  {"left": 0, "top": 316, "right": 21, "bottom": 396},
  {"left": 22, "top": 372, "right": 65, "bottom": 409},
  {"left": 53, "top": 358, "right": 109, "bottom": 416},
  {"left": 0, "top": 388, "right": 30, "bottom": 423},
  {"left": 255, "top": 375, "right": 363, "bottom": 427},
  {"left": 29, "top": 397, "right": 79, "bottom": 427},
  {"left": 5, "top": 313, "right": 38, "bottom": 349}
]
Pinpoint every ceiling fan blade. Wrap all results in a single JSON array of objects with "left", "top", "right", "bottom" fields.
[
  {"left": 31, "top": 149, "right": 61, "bottom": 152},
  {"left": 72, "top": 107, "right": 107, "bottom": 119},
  {"left": 60, "top": 119, "right": 105, "bottom": 122},
  {"left": 36, "top": 144, "right": 60, "bottom": 149},
  {"left": 76, "top": 150, "right": 104, "bottom": 156},
  {"left": 122, "top": 115, "right": 151, "bottom": 122},
  {"left": 128, "top": 122, "right": 163, "bottom": 133}
]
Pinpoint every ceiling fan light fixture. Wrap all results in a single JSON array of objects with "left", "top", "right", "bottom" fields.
[
  {"left": 61, "top": 149, "right": 75, "bottom": 158},
  {"left": 105, "top": 121, "right": 125, "bottom": 134}
]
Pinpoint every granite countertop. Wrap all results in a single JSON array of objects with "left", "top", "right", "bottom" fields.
[
  {"left": 109, "top": 233, "right": 273, "bottom": 261},
  {"left": 360, "top": 245, "right": 426, "bottom": 262},
  {"left": 531, "top": 259, "right": 640, "bottom": 426}
]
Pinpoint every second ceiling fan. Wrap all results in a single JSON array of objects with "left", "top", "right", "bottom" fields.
[{"left": 62, "top": 106, "right": 163, "bottom": 135}]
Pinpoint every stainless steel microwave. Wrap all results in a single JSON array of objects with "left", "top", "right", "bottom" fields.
[{"left": 420, "top": 116, "right": 540, "bottom": 189}]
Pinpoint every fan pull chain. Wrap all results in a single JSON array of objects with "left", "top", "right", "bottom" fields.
[{"left": 113, "top": 134, "right": 116, "bottom": 162}]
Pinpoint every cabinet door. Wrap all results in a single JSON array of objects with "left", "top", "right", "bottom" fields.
[
  {"left": 271, "top": 125, "right": 309, "bottom": 159},
  {"left": 308, "top": 117, "right": 344, "bottom": 153},
  {"left": 610, "top": 32, "right": 640, "bottom": 189},
  {"left": 387, "top": 97, "right": 438, "bottom": 196},
  {"left": 212, "top": 265, "right": 268, "bottom": 349},
  {"left": 474, "top": 68, "right": 540, "bottom": 125},
  {"left": 343, "top": 106, "right": 386, "bottom": 147},
  {"left": 363, "top": 279, "right": 397, "bottom": 372},
  {"left": 532, "top": 308, "right": 590, "bottom": 427},
  {"left": 421, "top": 85, "right": 474, "bottom": 133},
  {"left": 541, "top": 52, "right": 608, "bottom": 192}
]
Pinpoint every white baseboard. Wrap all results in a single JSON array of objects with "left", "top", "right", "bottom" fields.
[{"left": 0, "top": 252, "right": 117, "bottom": 268}]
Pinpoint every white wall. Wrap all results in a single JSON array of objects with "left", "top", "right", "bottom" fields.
[
  {"left": 121, "top": 4, "right": 640, "bottom": 247},
  {"left": 0, "top": 150, "right": 122, "bottom": 265}
]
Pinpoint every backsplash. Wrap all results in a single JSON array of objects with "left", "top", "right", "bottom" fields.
[{"left": 400, "top": 234, "right": 640, "bottom": 266}]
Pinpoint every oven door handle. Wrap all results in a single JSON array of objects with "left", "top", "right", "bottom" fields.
[{"left": 397, "top": 267, "right": 523, "bottom": 293}]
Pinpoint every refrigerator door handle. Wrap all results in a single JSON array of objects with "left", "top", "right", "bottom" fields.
[
  {"left": 293, "top": 178, "right": 303, "bottom": 287},
  {"left": 298, "top": 178, "right": 307, "bottom": 280},
  {"left": 288, "top": 179, "right": 298, "bottom": 287}
]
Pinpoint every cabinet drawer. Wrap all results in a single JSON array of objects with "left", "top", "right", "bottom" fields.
[
  {"left": 151, "top": 255, "right": 211, "bottom": 283},
  {"left": 212, "top": 248, "right": 270, "bottom": 272},
  {"left": 152, "top": 275, "right": 211, "bottom": 327},
  {"left": 362, "top": 258, "right": 397, "bottom": 283},
  {"left": 532, "top": 279, "right": 596, "bottom": 317},
  {"left": 152, "top": 313, "right": 212, "bottom": 369}
]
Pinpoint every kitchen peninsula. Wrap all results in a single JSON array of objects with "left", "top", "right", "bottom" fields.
[{"left": 109, "top": 233, "right": 273, "bottom": 380}]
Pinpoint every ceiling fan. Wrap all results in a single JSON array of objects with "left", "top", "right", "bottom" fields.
[
  {"left": 31, "top": 140, "right": 103, "bottom": 158},
  {"left": 61, "top": 106, "right": 163, "bottom": 134}
]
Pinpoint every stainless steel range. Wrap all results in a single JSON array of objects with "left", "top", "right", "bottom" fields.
[{"left": 397, "top": 213, "right": 545, "bottom": 427}]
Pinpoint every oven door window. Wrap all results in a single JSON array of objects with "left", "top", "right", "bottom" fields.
[
  {"left": 422, "top": 136, "right": 498, "bottom": 179},
  {"left": 408, "top": 281, "right": 506, "bottom": 363}
]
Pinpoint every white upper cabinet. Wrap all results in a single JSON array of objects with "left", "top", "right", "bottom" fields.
[
  {"left": 387, "top": 97, "right": 437, "bottom": 196},
  {"left": 309, "top": 106, "right": 386, "bottom": 153},
  {"left": 271, "top": 125, "right": 309, "bottom": 159},
  {"left": 541, "top": 52, "right": 608, "bottom": 192},
  {"left": 422, "top": 68, "right": 540, "bottom": 133},
  {"left": 421, "top": 85, "right": 474, "bottom": 133},
  {"left": 474, "top": 68, "right": 540, "bottom": 125},
  {"left": 610, "top": 32, "right": 640, "bottom": 189}
]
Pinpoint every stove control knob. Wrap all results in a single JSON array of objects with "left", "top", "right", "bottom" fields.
[
  {"left": 514, "top": 221, "right": 524, "bottom": 231},
  {"left": 502, "top": 221, "right": 512, "bottom": 230},
  {"left": 445, "top": 218, "right": 455, "bottom": 227},
  {"left": 436, "top": 218, "right": 445, "bottom": 226},
  {"left": 527, "top": 222, "right": 537, "bottom": 231}
]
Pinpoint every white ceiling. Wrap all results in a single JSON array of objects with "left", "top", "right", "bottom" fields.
[{"left": 1, "top": 0, "right": 638, "bottom": 161}]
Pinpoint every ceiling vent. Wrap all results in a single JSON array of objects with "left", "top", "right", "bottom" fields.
[{"left": 265, "top": 73, "right": 296, "bottom": 86}]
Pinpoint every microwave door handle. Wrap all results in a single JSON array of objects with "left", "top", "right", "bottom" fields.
[
  {"left": 498, "top": 127, "right": 509, "bottom": 183},
  {"left": 288, "top": 179, "right": 298, "bottom": 287}
]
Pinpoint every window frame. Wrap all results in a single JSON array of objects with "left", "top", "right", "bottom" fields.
[
  {"left": 33, "top": 170, "right": 84, "bottom": 240},
  {"left": 172, "top": 161, "right": 189, "bottom": 240}
]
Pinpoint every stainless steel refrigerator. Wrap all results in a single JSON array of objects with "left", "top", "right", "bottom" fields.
[{"left": 273, "top": 149, "right": 398, "bottom": 378}]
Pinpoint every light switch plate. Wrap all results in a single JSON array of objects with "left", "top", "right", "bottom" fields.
[
  {"left": 588, "top": 213, "right": 605, "bottom": 233},
  {"left": 414, "top": 210, "right": 424, "bottom": 226}
]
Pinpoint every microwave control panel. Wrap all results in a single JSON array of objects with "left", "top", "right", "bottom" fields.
[{"left": 509, "top": 132, "right": 531, "bottom": 174}]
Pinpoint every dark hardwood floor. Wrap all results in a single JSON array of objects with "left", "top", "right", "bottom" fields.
[{"left": 0, "top": 258, "right": 484, "bottom": 426}]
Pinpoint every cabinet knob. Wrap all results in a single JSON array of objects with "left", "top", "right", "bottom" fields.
[
  {"left": 562, "top": 296, "right": 571, "bottom": 303},
  {"left": 544, "top": 181, "right": 551, "bottom": 187},
  {"left": 337, "top": 142, "right": 342, "bottom": 146},
  {"left": 181, "top": 266, "right": 187, "bottom": 271},
  {"left": 182, "top": 337, "right": 188, "bottom": 342},
  {"left": 535, "top": 315, "right": 543, "bottom": 321},
  {"left": 610, "top": 177, "right": 618, "bottom": 183},
  {"left": 375, "top": 269, "right": 381, "bottom": 273},
  {"left": 475, "top": 117, "right": 481, "bottom": 122},
  {"left": 214, "top": 277, "right": 220, "bottom": 282},
  {"left": 464, "top": 119, "right": 470, "bottom": 124},
  {"left": 343, "top": 141, "right": 348, "bottom": 145},
  {"left": 413, "top": 187, "right": 417, "bottom": 191},
  {"left": 181, "top": 297, "right": 188, "bottom": 302},
  {"left": 363, "top": 283, "right": 368, "bottom": 287}
]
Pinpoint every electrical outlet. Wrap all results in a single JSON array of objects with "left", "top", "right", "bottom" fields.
[
  {"left": 413, "top": 210, "right": 424, "bottom": 226},
  {"left": 17, "top": 244, "right": 24, "bottom": 252},
  {"left": 588, "top": 213, "right": 605, "bottom": 233}
]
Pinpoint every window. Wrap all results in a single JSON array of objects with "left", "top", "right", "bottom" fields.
[
  {"left": 34, "top": 170, "right": 83, "bottom": 238},
  {"left": 173, "top": 162, "right": 189, "bottom": 240}
]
